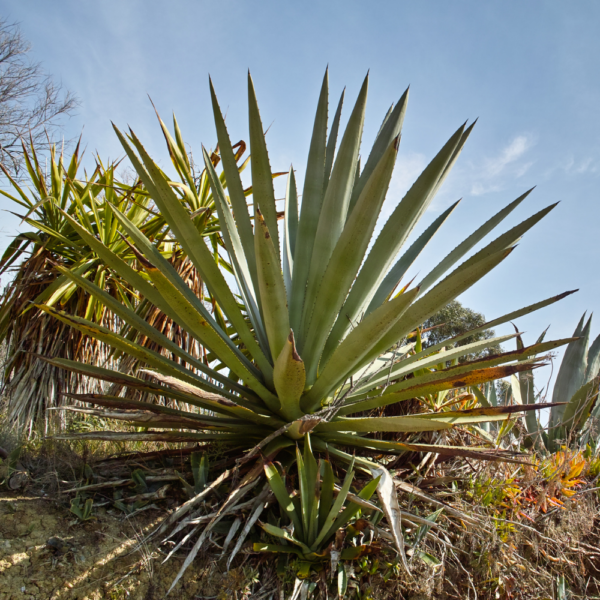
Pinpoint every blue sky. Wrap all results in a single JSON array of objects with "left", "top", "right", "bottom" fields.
[{"left": 1, "top": 0, "right": 599, "bottom": 381}]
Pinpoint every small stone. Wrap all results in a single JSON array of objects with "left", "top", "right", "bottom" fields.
[{"left": 46, "top": 537, "right": 71, "bottom": 555}]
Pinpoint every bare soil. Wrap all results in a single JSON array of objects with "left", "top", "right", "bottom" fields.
[{"left": 0, "top": 491, "right": 231, "bottom": 600}]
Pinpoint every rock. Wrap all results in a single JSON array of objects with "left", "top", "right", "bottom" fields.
[
  {"left": 8, "top": 470, "right": 29, "bottom": 490},
  {"left": 46, "top": 537, "right": 73, "bottom": 555}
]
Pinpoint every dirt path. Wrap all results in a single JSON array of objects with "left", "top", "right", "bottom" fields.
[{"left": 0, "top": 492, "right": 231, "bottom": 599}]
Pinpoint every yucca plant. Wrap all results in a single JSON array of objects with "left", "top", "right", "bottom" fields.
[
  {"left": 35, "top": 70, "right": 576, "bottom": 587},
  {"left": 0, "top": 116, "right": 249, "bottom": 433},
  {"left": 510, "top": 315, "right": 600, "bottom": 452},
  {"left": 0, "top": 141, "right": 148, "bottom": 432}
]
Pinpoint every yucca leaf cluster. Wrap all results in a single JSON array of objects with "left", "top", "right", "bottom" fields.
[{"left": 0, "top": 122, "right": 243, "bottom": 432}]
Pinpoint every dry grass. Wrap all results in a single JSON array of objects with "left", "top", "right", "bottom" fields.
[
  {"left": 3, "top": 395, "right": 600, "bottom": 599},
  {"left": 3, "top": 428, "right": 599, "bottom": 599}
]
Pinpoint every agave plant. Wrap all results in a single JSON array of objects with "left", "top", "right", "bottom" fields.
[
  {"left": 34, "top": 70, "right": 575, "bottom": 586},
  {"left": 510, "top": 314, "right": 600, "bottom": 452}
]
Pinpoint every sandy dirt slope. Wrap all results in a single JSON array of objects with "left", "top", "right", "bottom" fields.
[{"left": 0, "top": 492, "right": 231, "bottom": 600}]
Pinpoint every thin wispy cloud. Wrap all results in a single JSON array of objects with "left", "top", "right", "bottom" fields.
[
  {"left": 381, "top": 134, "right": 540, "bottom": 215},
  {"left": 470, "top": 134, "right": 536, "bottom": 196},
  {"left": 540, "top": 155, "right": 600, "bottom": 180},
  {"left": 483, "top": 135, "right": 534, "bottom": 177},
  {"left": 470, "top": 181, "right": 503, "bottom": 196},
  {"left": 563, "top": 156, "right": 599, "bottom": 175}
]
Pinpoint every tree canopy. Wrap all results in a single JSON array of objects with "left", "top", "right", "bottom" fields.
[{"left": 423, "top": 300, "right": 501, "bottom": 360}]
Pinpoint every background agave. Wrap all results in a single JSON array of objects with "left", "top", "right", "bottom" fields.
[
  {"left": 509, "top": 314, "right": 600, "bottom": 451},
  {"left": 28, "top": 70, "right": 577, "bottom": 587}
]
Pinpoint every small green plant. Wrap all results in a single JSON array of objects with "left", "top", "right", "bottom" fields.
[
  {"left": 81, "top": 463, "right": 94, "bottom": 484},
  {"left": 112, "top": 487, "right": 148, "bottom": 516},
  {"left": 407, "top": 507, "right": 442, "bottom": 565},
  {"left": 191, "top": 451, "right": 209, "bottom": 492},
  {"left": 70, "top": 496, "right": 94, "bottom": 521},
  {"left": 556, "top": 574, "right": 570, "bottom": 600},
  {"left": 255, "top": 434, "right": 381, "bottom": 574},
  {"left": 337, "top": 565, "right": 348, "bottom": 598},
  {"left": 112, "top": 468, "right": 151, "bottom": 514},
  {"left": 179, "top": 451, "right": 209, "bottom": 498},
  {"left": 131, "top": 468, "right": 148, "bottom": 493}
]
